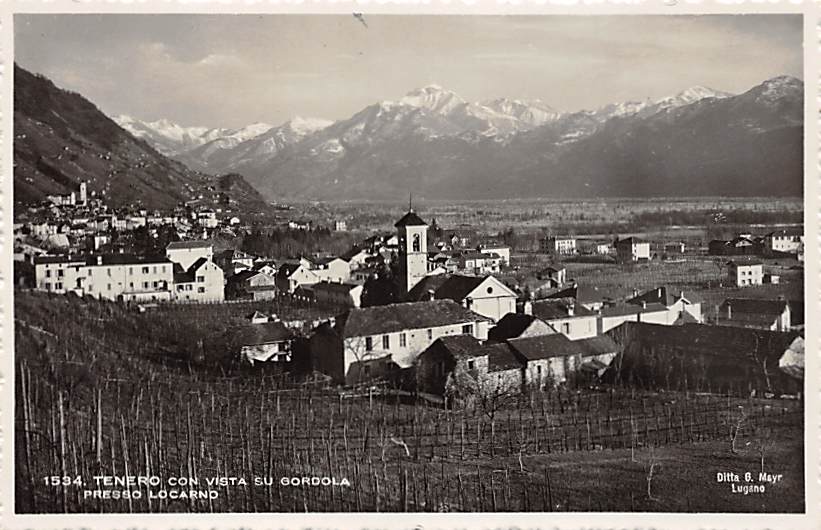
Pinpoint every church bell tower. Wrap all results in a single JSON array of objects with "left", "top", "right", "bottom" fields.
[{"left": 395, "top": 202, "right": 428, "bottom": 296}]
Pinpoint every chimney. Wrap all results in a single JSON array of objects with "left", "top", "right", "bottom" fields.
[
  {"left": 96, "top": 255, "right": 103, "bottom": 266},
  {"left": 567, "top": 302, "right": 574, "bottom": 317},
  {"left": 726, "top": 302, "right": 732, "bottom": 321},
  {"left": 523, "top": 301, "right": 533, "bottom": 315},
  {"left": 680, "top": 290, "right": 684, "bottom": 299},
  {"left": 427, "top": 289, "right": 435, "bottom": 301},
  {"left": 641, "top": 301, "right": 647, "bottom": 309},
  {"left": 657, "top": 287, "right": 662, "bottom": 297},
  {"left": 632, "top": 288, "right": 639, "bottom": 298}
]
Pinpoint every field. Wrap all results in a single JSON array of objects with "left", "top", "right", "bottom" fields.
[{"left": 14, "top": 291, "right": 804, "bottom": 513}]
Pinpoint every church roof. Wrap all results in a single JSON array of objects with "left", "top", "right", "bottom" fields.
[{"left": 394, "top": 210, "right": 427, "bottom": 228}]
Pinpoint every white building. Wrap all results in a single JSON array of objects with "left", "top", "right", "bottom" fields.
[
  {"left": 541, "top": 236, "right": 577, "bottom": 255},
  {"left": 310, "top": 299, "right": 491, "bottom": 385},
  {"left": 172, "top": 258, "right": 225, "bottom": 303},
  {"left": 763, "top": 228, "right": 803, "bottom": 255},
  {"left": 615, "top": 237, "right": 651, "bottom": 262},
  {"left": 727, "top": 260, "right": 764, "bottom": 287},
  {"left": 395, "top": 210, "right": 429, "bottom": 294},
  {"left": 407, "top": 273, "right": 517, "bottom": 322},
  {"left": 166, "top": 240, "right": 214, "bottom": 271}
]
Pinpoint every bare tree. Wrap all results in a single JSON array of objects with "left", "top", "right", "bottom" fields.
[
  {"left": 730, "top": 407, "right": 748, "bottom": 454},
  {"left": 644, "top": 445, "right": 662, "bottom": 501},
  {"left": 754, "top": 425, "right": 775, "bottom": 474}
]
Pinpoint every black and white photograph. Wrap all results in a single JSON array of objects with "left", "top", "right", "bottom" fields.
[{"left": 6, "top": 10, "right": 815, "bottom": 520}]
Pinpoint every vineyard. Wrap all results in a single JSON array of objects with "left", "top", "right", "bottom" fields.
[{"left": 13, "top": 291, "right": 804, "bottom": 513}]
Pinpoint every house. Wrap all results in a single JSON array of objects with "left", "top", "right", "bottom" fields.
[
  {"left": 172, "top": 258, "right": 225, "bottom": 303},
  {"left": 239, "top": 321, "right": 296, "bottom": 365},
  {"left": 727, "top": 260, "right": 763, "bottom": 287},
  {"left": 478, "top": 244, "right": 511, "bottom": 266},
  {"left": 718, "top": 298, "right": 791, "bottom": 332},
  {"left": 34, "top": 253, "right": 175, "bottom": 302},
  {"left": 540, "top": 236, "right": 576, "bottom": 256},
  {"left": 416, "top": 335, "right": 523, "bottom": 397},
  {"left": 166, "top": 240, "right": 214, "bottom": 270},
  {"left": 310, "top": 256, "right": 351, "bottom": 283},
  {"left": 226, "top": 270, "right": 277, "bottom": 300},
  {"left": 275, "top": 263, "right": 320, "bottom": 293},
  {"left": 526, "top": 298, "right": 598, "bottom": 340},
  {"left": 663, "top": 241, "right": 686, "bottom": 256},
  {"left": 310, "top": 281, "right": 364, "bottom": 308},
  {"left": 709, "top": 237, "right": 760, "bottom": 256},
  {"left": 455, "top": 250, "right": 502, "bottom": 275},
  {"left": 309, "top": 299, "right": 491, "bottom": 385},
  {"left": 536, "top": 266, "right": 566, "bottom": 287},
  {"left": 545, "top": 283, "right": 632, "bottom": 312},
  {"left": 214, "top": 249, "right": 256, "bottom": 275},
  {"left": 341, "top": 247, "right": 372, "bottom": 269},
  {"left": 615, "top": 237, "right": 650, "bottom": 262},
  {"left": 606, "top": 322, "right": 803, "bottom": 395},
  {"left": 598, "top": 302, "right": 672, "bottom": 333},
  {"left": 488, "top": 313, "right": 557, "bottom": 342},
  {"left": 506, "top": 334, "right": 620, "bottom": 389},
  {"left": 246, "top": 310, "right": 270, "bottom": 324},
  {"left": 334, "top": 221, "right": 347, "bottom": 231},
  {"left": 626, "top": 286, "right": 703, "bottom": 324},
  {"left": 762, "top": 228, "right": 803, "bottom": 255},
  {"left": 406, "top": 273, "right": 518, "bottom": 322}
]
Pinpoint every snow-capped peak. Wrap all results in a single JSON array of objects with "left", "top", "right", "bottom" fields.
[
  {"left": 399, "top": 85, "right": 466, "bottom": 115},
  {"left": 286, "top": 116, "right": 333, "bottom": 135},
  {"left": 655, "top": 86, "right": 732, "bottom": 109}
]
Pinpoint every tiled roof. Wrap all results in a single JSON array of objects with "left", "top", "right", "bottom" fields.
[
  {"left": 531, "top": 298, "right": 596, "bottom": 320},
  {"left": 431, "top": 334, "right": 483, "bottom": 359},
  {"left": 485, "top": 343, "right": 524, "bottom": 372},
  {"left": 336, "top": 299, "right": 489, "bottom": 338},
  {"left": 508, "top": 334, "right": 578, "bottom": 361},
  {"left": 238, "top": 321, "right": 294, "bottom": 345},
  {"left": 394, "top": 211, "right": 427, "bottom": 227},
  {"left": 720, "top": 298, "right": 789, "bottom": 315},
  {"left": 488, "top": 313, "right": 543, "bottom": 342},
  {"left": 167, "top": 240, "right": 213, "bottom": 250},
  {"left": 406, "top": 275, "right": 450, "bottom": 301},
  {"left": 609, "top": 322, "right": 798, "bottom": 363}
]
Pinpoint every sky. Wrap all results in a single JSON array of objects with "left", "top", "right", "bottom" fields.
[{"left": 15, "top": 14, "right": 803, "bottom": 129}]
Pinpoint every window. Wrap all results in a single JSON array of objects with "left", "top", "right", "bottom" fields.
[
  {"left": 107, "top": 284, "right": 111, "bottom": 291},
  {"left": 399, "top": 333, "right": 407, "bottom": 347},
  {"left": 198, "top": 287, "right": 205, "bottom": 293},
  {"left": 129, "top": 282, "right": 134, "bottom": 289},
  {"left": 467, "top": 360, "right": 475, "bottom": 370},
  {"left": 365, "top": 337, "right": 373, "bottom": 351},
  {"left": 46, "top": 270, "right": 52, "bottom": 278},
  {"left": 562, "top": 323, "right": 571, "bottom": 334},
  {"left": 177, "top": 285, "right": 185, "bottom": 291},
  {"left": 197, "top": 276, "right": 205, "bottom": 283},
  {"left": 142, "top": 266, "right": 149, "bottom": 274},
  {"left": 382, "top": 335, "right": 390, "bottom": 349},
  {"left": 487, "top": 286, "right": 493, "bottom": 294},
  {"left": 107, "top": 269, "right": 111, "bottom": 277},
  {"left": 412, "top": 233, "right": 421, "bottom": 252},
  {"left": 537, "top": 365, "right": 542, "bottom": 375},
  {"left": 57, "top": 269, "right": 64, "bottom": 278},
  {"left": 462, "top": 324, "right": 473, "bottom": 335},
  {"left": 143, "top": 282, "right": 149, "bottom": 289},
  {"left": 88, "top": 269, "right": 93, "bottom": 276},
  {"left": 129, "top": 268, "right": 133, "bottom": 276},
  {"left": 153, "top": 266, "right": 157, "bottom": 273},
  {"left": 152, "top": 281, "right": 158, "bottom": 288},
  {"left": 363, "top": 365, "right": 371, "bottom": 375},
  {"left": 427, "top": 329, "right": 433, "bottom": 340},
  {"left": 161, "top": 266, "right": 166, "bottom": 273},
  {"left": 45, "top": 282, "right": 51, "bottom": 290},
  {"left": 55, "top": 282, "right": 63, "bottom": 290}
]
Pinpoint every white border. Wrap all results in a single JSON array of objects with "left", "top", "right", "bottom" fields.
[{"left": 1, "top": 2, "right": 818, "bottom": 529}]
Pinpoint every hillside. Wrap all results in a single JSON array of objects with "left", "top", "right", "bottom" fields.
[{"left": 13, "top": 65, "right": 269, "bottom": 211}]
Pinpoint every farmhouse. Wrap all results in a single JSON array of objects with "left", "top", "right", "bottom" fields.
[
  {"left": 606, "top": 322, "right": 803, "bottom": 395},
  {"left": 540, "top": 236, "right": 577, "bottom": 255},
  {"left": 239, "top": 321, "right": 296, "bottom": 365},
  {"left": 762, "top": 228, "right": 803, "bottom": 255},
  {"left": 488, "top": 313, "right": 557, "bottom": 342},
  {"left": 171, "top": 257, "right": 225, "bottom": 303},
  {"left": 718, "top": 298, "right": 791, "bottom": 332},
  {"left": 726, "top": 260, "right": 763, "bottom": 287},
  {"left": 309, "top": 299, "right": 491, "bottom": 385},
  {"left": 275, "top": 263, "right": 320, "bottom": 293},
  {"left": 406, "top": 273, "right": 517, "bottom": 322},
  {"left": 615, "top": 237, "right": 650, "bottom": 262},
  {"left": 417, "top": 336, "right": 523, "bottom": 398},
  {"left": 225, "top": 269, "right": 277, "bottom": 301},
  {"left": 626, "top": 286, "right": 703, "bottom": 324},
  {"left": 526, "top": 298, "right": 598, "bottom": 340}
]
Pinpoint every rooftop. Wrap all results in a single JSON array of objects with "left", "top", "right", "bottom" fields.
[
  {"left": 394, "top": 210, "right": 427, "bottom": 228},
  {"left": 336, "top": 299, "right": 489, "bottom": 338},
  {"left": 167, "top": 240, "right": 213, "bottom": 250},
  {"left": 720, "top": 298, "right": 789, "bottom": 316}
]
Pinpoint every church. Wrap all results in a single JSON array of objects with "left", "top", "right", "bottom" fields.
[{"left": 394, "top": 207, "right": 517, "bottom": 323}]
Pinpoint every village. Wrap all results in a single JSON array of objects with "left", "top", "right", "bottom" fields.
[{"left": 12, "top": 182, "right": 805, "bottom": 402}]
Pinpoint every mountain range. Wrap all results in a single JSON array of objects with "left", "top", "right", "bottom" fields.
[
  {"left": 15, "top": 65, "right": 803, "bottom": 207},
  {"left": 116, "top": 78, "right": 803, "bottom": 201},
  {"left": 13, "top": 65, "right": 268, "bottom": 211}
]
